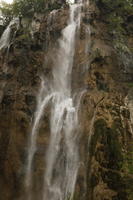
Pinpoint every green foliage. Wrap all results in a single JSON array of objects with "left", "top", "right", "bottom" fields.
[
  {"left": 122, "top": 145, "right": 133, "bottom": 200},
  {"left": 0, "top": 0, "right": 62, "bottom": 23},
  {"left": 91, "top": 119, "right": 123, "bottom": 170},
  {"left": 93, "top": 0, "right": 133, "bottom": 35},
  {"left": 96, "top": 0, "right": 133, "bottom": 33},
  {"left": 95, "top": 0, "right": 133, "bottom": 14},
  {"left": 126, "top": 83, "right": 133, "bottom": 88},
  {"left": 0, "top": 1, "right": 14, "bottom": 25},
  {"left": 93, "top": 0, "right": 133, "bottom": 69},
  {"left": 12, "top": 0, "right": 46, "bottom": 16},
  {"left": 122, "top": 142, "right": 133, "bottom": 175}
]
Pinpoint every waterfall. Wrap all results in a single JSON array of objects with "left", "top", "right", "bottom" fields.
[
  {"left": 25, "top": 1, "right": 83, "bottom": 200},
  {"left": 0, "top": 18, "right": 19, "bottom": 51},
  {"left": 0, "top": 18, "right": 19, "bottom": 103},
  {"left": 44, "top": 3, "right": 82, "bottom": 200}
]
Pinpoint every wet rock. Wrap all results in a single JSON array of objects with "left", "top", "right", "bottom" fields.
[{"left": 0, "top": 1, "right": 133, "bottom": 200}]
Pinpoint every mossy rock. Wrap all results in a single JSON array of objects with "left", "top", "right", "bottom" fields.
[{"left": 90, "top": 119, "right": 123, "bottom": 170}]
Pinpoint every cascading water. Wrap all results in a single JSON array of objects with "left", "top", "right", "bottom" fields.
[
  {"left": 25, "top": 1, "right": 83, "bottom": 200},
  {"left": 25, "top": 80, "right": 53, "bottom": 187},
  {"left": 0, "top": 18, "right": 19, "bottom": 103},
  {"left": 43, "top": 4, "right": 82, "bottom": 200},
  {"left": 0, "top": 18, "right": 19, "bottom": 51}
]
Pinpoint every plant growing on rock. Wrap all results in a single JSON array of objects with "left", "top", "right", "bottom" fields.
[{"left": 0, "top": 0, "right": 64, "bottom": 24}]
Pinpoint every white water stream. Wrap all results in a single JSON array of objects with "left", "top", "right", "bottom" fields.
[
  {"left": 0, "top": 18, "right": 19, "bottom": 50},
  {"left": 0, "top": 18, "right": 19, "bottom": 103},
  {"left": 25, "top": 1, "right": 83, "bottom": 200}
]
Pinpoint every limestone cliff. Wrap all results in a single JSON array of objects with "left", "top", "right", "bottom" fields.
[{"left": 0, "top": 0, "right": 133, "bottom": 200}]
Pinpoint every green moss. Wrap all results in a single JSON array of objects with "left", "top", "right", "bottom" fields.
[
  {"left": 0, "top": 0, "right": 64, "bottom": 24},
  {"left": 126, "top": 82, "right": 133, "bottom": 88},
  {"left": 122, "top": 145, "right": 133, "bottom": 175},
  {"left": 128, "top": 190, "right": 133, "bottom": 200},
  {"left": 17, "top": 33, "right": 31, "bottom": 41},
  {"left": 124, "top": 177, "right": 133, "bottom": 200},
  {"left": 88, "top": 112, "right": 133, "bottom": 198},
  {"left": 92, "top": 0, "right": 133, "bottom": 68},
  {"left": 89, "top": 118, "right": 106, "bottom": 155},
  {"left": 90, "top": 119, "right": 123, "bottom": 169}
]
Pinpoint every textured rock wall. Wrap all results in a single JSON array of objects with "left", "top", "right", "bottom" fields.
[{"left": 0, "top": 1, "right": 133, "bottom": 200}]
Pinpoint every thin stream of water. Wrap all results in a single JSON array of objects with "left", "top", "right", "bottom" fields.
[{"left": 0, "top": 18, "right": 19, "bottom": 51}]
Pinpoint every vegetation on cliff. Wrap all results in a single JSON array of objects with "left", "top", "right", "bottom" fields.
[
  {"left": 93, "top": 0, "right": 133, "bottom": 70},
  {"left": 0, "top": 0, "right": 133, "bottom": 199},
  {"left": 0, "top": 0, "right": 65, "bottom": 25}
]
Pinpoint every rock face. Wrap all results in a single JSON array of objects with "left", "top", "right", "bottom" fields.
[{"left": 0, "top": 1, "right": 133, "bottom": 200}]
